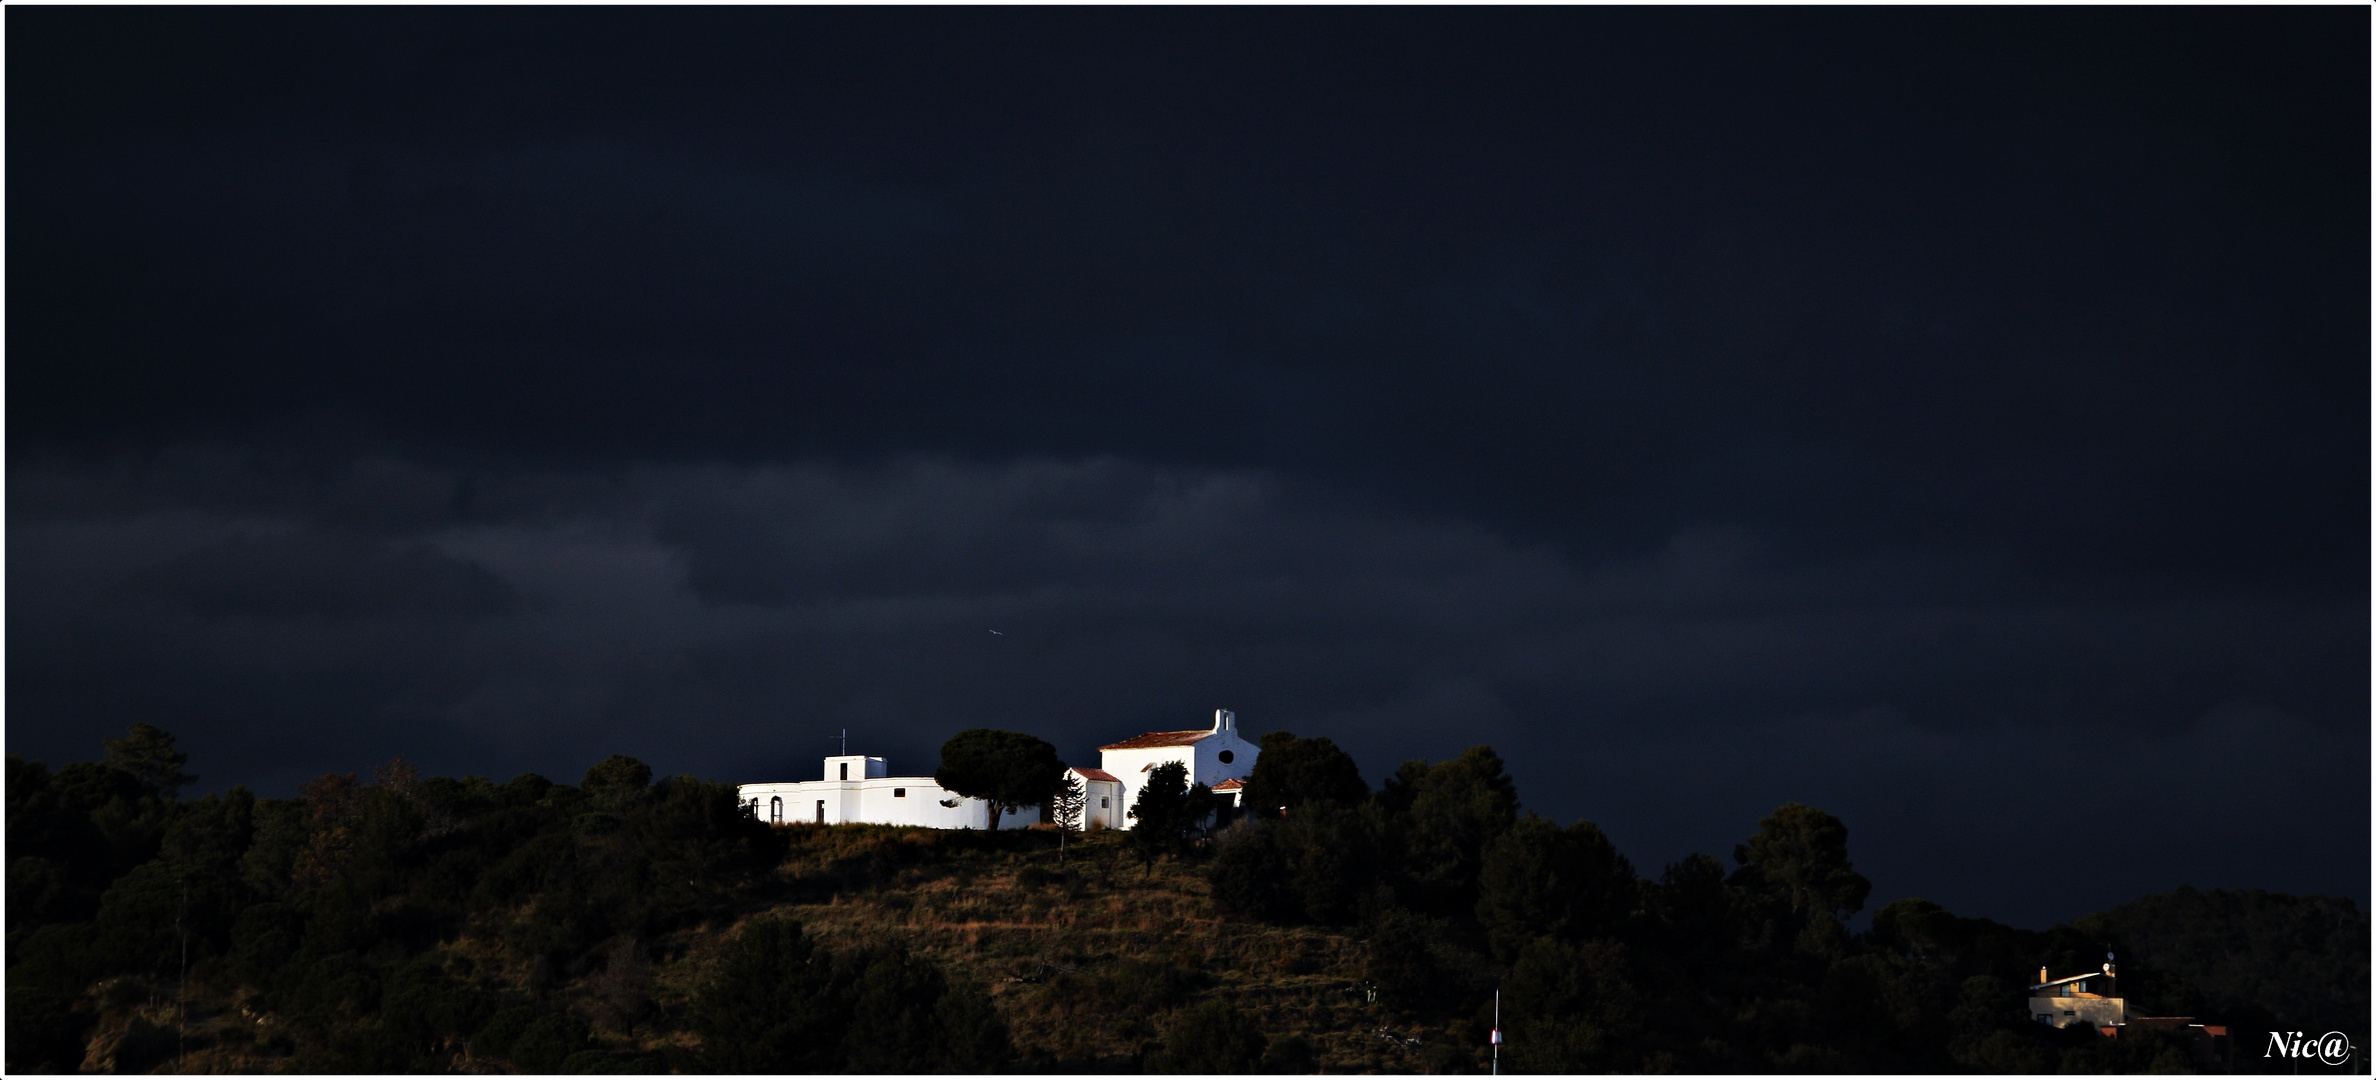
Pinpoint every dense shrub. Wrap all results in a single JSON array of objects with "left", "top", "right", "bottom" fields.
[
  {"left": 1208, "top": 801, "right": 1386, "bottom": 925},
  {"left": 510, "top": 1011, "right": 592, "bottom": 1073},
  {"left": 1145, "top": 999, "right": 1267, "bottom": 1074},
  {"left": 471, "top": 1004, "right": 544, "bottom": 1060},
  {"left": 691, "top": 917, "right": 1012, "bottom": 1072},
  {"left": 1475, "top": 812, "right": 1636, "bottom": 961}
]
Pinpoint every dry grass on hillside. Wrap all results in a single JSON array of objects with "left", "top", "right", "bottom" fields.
[{"left": 738, "top": 824, "right": 1481, "bottom": 1073}]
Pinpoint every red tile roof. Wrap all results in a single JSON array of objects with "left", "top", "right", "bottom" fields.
[
  {"left": 1212, "top": 778, "right": 1244, "bottom": 790},
  {"left": 1098, "top": 729, "right": 1212, "bottom": 751},
  {"left": 1070, "top": 766, "right": 1120, "bottom": 783}
]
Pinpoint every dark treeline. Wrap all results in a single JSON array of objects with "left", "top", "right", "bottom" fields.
[
  {"left": 5, "top": 725, "right": 1007, "bottom": 1073},
  {"left": 5, "top": 723, "right": 2366, "bottom": 1073},
  {"left": 1208, "top": 732, "right": 2368, "bottom": 1074}
]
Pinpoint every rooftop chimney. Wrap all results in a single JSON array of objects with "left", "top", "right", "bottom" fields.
[
  {"left": 1214, "top": 709, "right": 1234, "bottom": 732},
  {"left": 2039, "top": 966, "right": 2050, "bottom": 985}
]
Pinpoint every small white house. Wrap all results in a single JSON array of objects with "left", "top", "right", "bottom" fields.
[
  {"left": 737, "top": 755, "right": 1037, "bottom": 830},
  {"left": 1069, "top": 766, "right": 1126, "bottom": 830},
  {"left": 1097, "top": 709, "right": 1257, "bottom": 828}
]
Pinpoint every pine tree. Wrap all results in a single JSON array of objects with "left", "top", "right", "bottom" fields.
[
  {"left": 104, "top": 723, "right": 195, "bottom": 798},
  {"left": 1051, "top": 772, "right": 1086, "bottom": 863},
  {"left": 933, "top": 730, "right": 1066, "bottom": 830}
]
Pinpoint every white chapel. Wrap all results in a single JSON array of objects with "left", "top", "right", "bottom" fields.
[{"left": 1091, "top": 708, "right": 1256, "bottom": 826}]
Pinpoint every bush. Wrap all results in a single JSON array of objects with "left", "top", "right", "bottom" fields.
[
  {"left": 1365, "top": 906, "right": 1447, "bottom": 1010},
  {"left": 110, "top": 1020, "right": 181, "bottom": 1075},
  {"left": 692, "top": 918, "right": 840, "bottom": 1072},
  {"left": 228, "top": 902, "right": 306, "bottom": 989},
  {"left": 1259, "top": 1033, "right": 1315, "bottom": 1074},
  {"left": 510, "top": 1011, "right": 592, "bottom": 1074},
  {"left": 1146, "top": 999, "right": 1267, "bottom": 1074},
  {"left": 298, "top": 1024, "right": 415, "bottom": 1073},
  {"left": 5, "top": 922, "right": 106, "bottom": 998},
  {"left": 1210, "top": 824, "right": 1294, "bottom": 922},
  {"left": 1501, "top": 937, "right": 1645, "bottom": 1073},
  {"left": 924, "top": 973, "right": 1014, "bottom": 1072},
  {"left": 380, "top": 961, "right": 495, "bottom": 1049},
  {"left": 1211, "top": 803, "right": 1387, "bottom": 925},
  {"left": 840, "top": 946, "right": 1012, "bottom": 1071},
  {"left": 473, "top": 1004, "right": 543, "bottom": 1060}
]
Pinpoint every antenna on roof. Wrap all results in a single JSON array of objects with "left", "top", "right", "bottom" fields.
[{"left": 828, "top": 728, "right": 848, "bottom": 756}]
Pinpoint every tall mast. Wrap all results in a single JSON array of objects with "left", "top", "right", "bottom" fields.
[{"left": 1492, "top": 988, "right": 1501, "bottom": 1075}]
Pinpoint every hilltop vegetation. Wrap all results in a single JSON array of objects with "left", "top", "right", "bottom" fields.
[{"left": 5, "top": 724, "right": 2365, "bottom": 1073}]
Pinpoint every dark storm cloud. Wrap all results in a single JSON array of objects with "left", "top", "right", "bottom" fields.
[
  {"left": 109, "top": 532, "right": 518, "bottom": 621},
  {"left": 9, "top": 7, "right": 2365, "bottom": 928}
]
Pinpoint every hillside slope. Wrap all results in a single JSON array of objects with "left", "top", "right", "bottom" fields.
[{"left": 730, "top": 824, "right": 1470, "bottom": 1073}]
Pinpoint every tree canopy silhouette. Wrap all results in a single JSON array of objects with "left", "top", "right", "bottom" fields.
[
  {"left": 104, "top": 721, "right": 195, "bottom": 798},
  {"left": 932, "top": 729, "right": 1066, "bottom": 830},
  {"left": 1380, "top": 744, "right": 1519, "bottom": 915},
  {"left": 1128, "top": 762, "right": 1215, "bottom": 875},
  {"left": 1239, "top": 730, "right": 1367, "bottom": 816},
  {"left": 1732, "top": 801, "right": 1873, "bottom": 922}
]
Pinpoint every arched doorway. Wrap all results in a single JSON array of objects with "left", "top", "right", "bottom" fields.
[{"left": 769, "top": 796, "right": 783, "bottom": 824}]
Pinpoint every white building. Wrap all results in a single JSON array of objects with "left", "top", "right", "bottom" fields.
[
  {"left": 737, "top": 754, "right": 1038, "bottom": 830},
  {"left": 1069, "top": 766, "right": 1127, "bottom": 831},
  {"left": 1096, "top": 709, "right": 1257, "bottom": 827},
  {"left": 736, "top": 708, "right": 1259, "bottom": 831}
]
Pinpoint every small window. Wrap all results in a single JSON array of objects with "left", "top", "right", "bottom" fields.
[
  {"left": 2036, "top": 1014, "right": 2052, "bottom": 1025},
  {"left": 894, "top": 788, "right": 906, "bottom": 798},
  {"left": 840, "top": 762, "right": 849, "bottom": 781},
  {"left": 770, "top": 796, "right": 783, "bottom": 824},
  {"left": 1218, "top": 750, "right": 1234, "bottom": 764},
  {"left": 1101, "top": 797, "right": 1109, "bottom": 808},
  {"left": 815, "top": 800, "right": 825, "bottom": 824}
]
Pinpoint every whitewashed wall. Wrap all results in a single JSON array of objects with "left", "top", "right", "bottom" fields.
[
  {"left": 1074, "top": 776, "right": 1126, "bottom": 830},
  {"left": 738, "top": 770, "right": 1036, "bottom": 830},
  {"left": 1098, "top": 725, "right": 1257, "bottom": 829}
]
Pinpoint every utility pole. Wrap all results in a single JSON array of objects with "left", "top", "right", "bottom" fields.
[{"left": 1492, "top": 988, "right": 1501, "bottom": 1075}]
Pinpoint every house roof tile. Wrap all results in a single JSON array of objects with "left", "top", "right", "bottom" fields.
[
  {"left": 1070, "top": 766, "right": 1120, "bottom": 783},
  {"left": 1098, "top": 730, "right": 1212, "bottom": 751}
]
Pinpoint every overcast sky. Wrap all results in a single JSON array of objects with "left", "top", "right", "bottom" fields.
[{"left": 9, "top": 7, "right": 2366, "bottom": 929}]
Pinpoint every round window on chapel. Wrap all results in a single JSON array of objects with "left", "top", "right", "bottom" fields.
[{"left": 1218, "top": 750, "right": 1234, "bottom": 764}]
